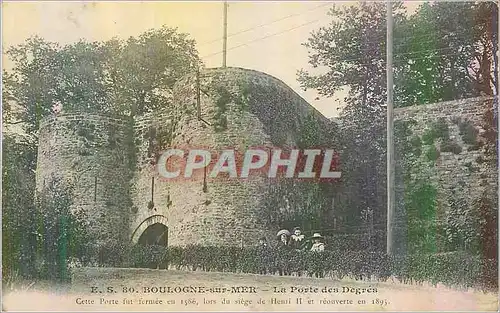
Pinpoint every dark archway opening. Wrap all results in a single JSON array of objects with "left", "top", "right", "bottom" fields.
[
  {"left": 138, "top": 223, "right": 168, "bottom": 246},
  {"left": 138, "top": 223, "right": 168, "bottom": 269}
]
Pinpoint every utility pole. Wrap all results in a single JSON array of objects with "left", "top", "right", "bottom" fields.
[
  {"left": 496, "top": 1, "right": 499, "bottom": 233},
  {"left": 386, "top": 0, "right": 395, "bottom": 256},
  {"left": 196, "top": 66, "right": 201, "bottom": 119},
  {"left": 222, "top": 1, "right": 228, "bottom": 68}
]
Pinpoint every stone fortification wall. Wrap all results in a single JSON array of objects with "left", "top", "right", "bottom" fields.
[
  {"left": 36, "top": 113, "right": 133, "bottom": 246},
  {"left": 394, "top": 96, "right": 497, "bottom": 213},
  {"left": 38, "top": 70, "right": 497, "bottom": 250},
  {"left": 130, "top": 67, "right": 335, "bottom": 247}
]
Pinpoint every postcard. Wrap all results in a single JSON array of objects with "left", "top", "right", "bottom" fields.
[{"left": 2, "top": 1, "right": 498, "bottom": 311}]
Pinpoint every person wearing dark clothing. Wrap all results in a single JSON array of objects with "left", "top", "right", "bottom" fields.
[
  {"left": 290, "top": 227, "right": 306, "bottom": 250},
  {"left": 258, "top": 237, "right": 267, "bottom": 247},
  {"left": 289, "top": 227, "right": 306, "bottom": 276},
  {"left": 309, "top": 233, "right": 326, "bottom": 278},
  {"left": 256, "top": 236, "right": 271, "bottom": 275},
  {"left": 275, "top": 230, "right": 292, "bottom": 276}
]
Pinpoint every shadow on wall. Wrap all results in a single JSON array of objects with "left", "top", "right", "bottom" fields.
[{"left": 138, "top": 223, "right": 168, "bottom": 246}]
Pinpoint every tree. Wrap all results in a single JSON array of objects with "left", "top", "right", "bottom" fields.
[
  {"left": 2, "top": 26, "right": 201, "bottom": 281},
  {"left": 2, "top": 133, "right": 38, "bottom": 278},
  {"left": 468, "top": 2, "right": 498, "bottom": 95},
  {"left": 395, "top": 2, "right": 498, "bottom": 106},
  {"left": 299, "top": 1, "right": 497, "bottom": 107},
  {"left": 2, "top": 26, "right": 201, "bottom": 137},
  {"left": 298, "top": 2, "right": 406, "bottom": 106},
  {"left": 3, "top": 37, "right": 62, "bottom": 135},
  {"left": 102, "top": 27, "right": 201, "bottom": 116},
  {"left": 34, "top": 176, "right": 92, "bottom": 281},
  {"left": 2, "top": 140, "right": 92, "bottom": 281},
  {"left": 298, "top": 2, "right": 407, "bottom": 232},
  {"left": 299, "top": 1, "right": 498, "bottom": 111}
]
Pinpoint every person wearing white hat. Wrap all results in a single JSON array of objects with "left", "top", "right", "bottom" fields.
[
  {"left": 309, "top": 233, "right": 325, "bottom": 278},
  {"left": 276, "top": 229, "right": 291, "bottom": 245},
  {"left": 310, "top": 233, "right": 325, "bottom": 252}
]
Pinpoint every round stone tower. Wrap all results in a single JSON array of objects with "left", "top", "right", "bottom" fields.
[
  {"left": 36, "top": 112, "right": 133, "bottom": 246},
  {"left": 129, "top": 67, "right": 336, "bottom": 247}
]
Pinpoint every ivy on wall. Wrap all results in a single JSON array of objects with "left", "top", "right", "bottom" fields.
[
  {"left": 444, "top": 187, "right": 480, "bottom": 253},
  {"left": 199, "top": 74, "right": 254, "bottom": 133},
  {"left": 107, "top": 126, "right": 118, "bottom": 149},
  {"left": 213, "top": 86, "right": 230, "bottom": 132},
  {"left": 395, "top": 112, "right": 492, "bottom": 256},
  {"left": 69, "top": 120, "right": 99, "bottom": 156},
  {"left": 398, "top": 117, "right": 468, "bottom": 167},
  {"left": 259, "top": 179, "right": 337, "bottom": 232},
  {"left": 421, "top": 118, "right": 449, "bottom": 145},
  {"left": 297, "top": 114, "right": 322, "bottom": 149},
  {"left": 406, "top": 181, "right": 438, "bottom": 254},
  {"left": 425, "top": 146, "right": 440, "bottom": 162},
  {"left": 422, "top": 118, "right": 463, "bottom": 155},
  {"left": 145, "top": 123, "right": 175, "bottom": 166},
  {"left": 395, "top": 119, "right": 439, "bottom": 254},
  {"left": 68, "top": 120, "right": 125, "bottom": 157},
  {"left": 455, "top": 118, "right": 481, "bottom": 151},
  {"left": 125, "top": 118, "right": 138, "bottom": 172}
]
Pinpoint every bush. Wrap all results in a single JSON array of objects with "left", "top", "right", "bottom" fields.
[
  {"left": 458, "top": 120, "right": 479, "bottom": 145},
  {"left": 94, "top": 243, "right": 497, "bottom": 292},
  {"left": 440, "top": 141, "right": 463, "bottom": 154},
  {"left": 425, "top": 146, "right": 440, "bottom": 161},
  {"left": 323, "top": 232, "right": 385, "bottom": 251},
  {"left": 34, "top": 178, "right": 92, "bottom": 282},
  {"left": 422, "top": 118, "right": 450, "bottom": 145}
]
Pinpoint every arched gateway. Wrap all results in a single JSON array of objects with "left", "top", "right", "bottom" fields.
[{"left": 131, "top": 214, "right": 169, "bottom": 246}]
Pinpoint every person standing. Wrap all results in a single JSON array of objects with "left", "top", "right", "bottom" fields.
[
  {"left": 275, "top": 229, "right": 291, "bottom": 276},
  {"left": 256, "top": 236, "right": 271, "bottom": 275},
  {"left": 309, "top": 233, "right": 325, "bottom": 278},
  {"left": 310, "top": 233, "right": 325, "bottom": 252},
  {"left": 290, "top": 227, "right": 305, "bottom": 250},
  {"left": 290, "top": 227, "right": 306, "bottom": 276}
]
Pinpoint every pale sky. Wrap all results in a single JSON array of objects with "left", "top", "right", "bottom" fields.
[{"left": 2, "top": 1, "right": 422, "bottom": 118}]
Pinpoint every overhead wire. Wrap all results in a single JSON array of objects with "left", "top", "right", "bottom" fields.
[
  {"left": 199, "top": 13, "right": 467, "bottom": 60},
  {"left": 197, "top": 0, "right": 485, "bottom": 61},
  {"left": 200, "top": 19, "right": 472, "bottom": 63},
  {"left": 197, "top": 2, "right": 332, "bottom": 47},
  {"left": 197, "top": 1, "right": 479, "bottom": 67},
  {"left": 201, "top": 18, "right": 325, "bottom": 58}
]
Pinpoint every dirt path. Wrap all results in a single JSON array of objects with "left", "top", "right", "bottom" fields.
[{"left": 3, "top": 268, "right": 498, "bottom": 311}]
